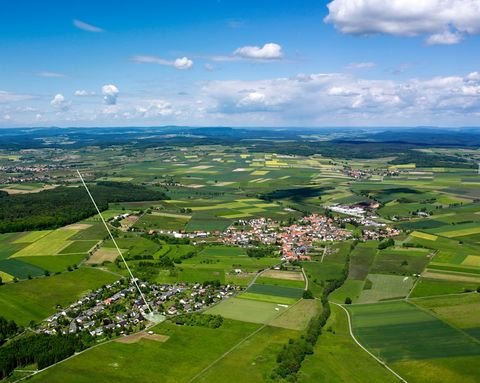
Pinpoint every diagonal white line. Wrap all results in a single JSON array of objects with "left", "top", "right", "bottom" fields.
[{"left": 76, "top": 169, "right": 153, "bottom": 314}]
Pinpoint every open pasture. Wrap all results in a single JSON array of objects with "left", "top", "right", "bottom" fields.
[
  {"left": 299, "top": 304, "right": 398, "bottom": 383},
  {"left": 348, "top": 301, "right": 480, "bottom": 363},
  {"left": 205, "top": 297, "right": 287, "bottom": 324},
  {"left": 371, "top": 248, "right": 431, "bottom": 275},
  {"left": 0, "top": 267, "right": 119, "bottom": 325},
  {"left": 392, "top": 356, "right": 480, "bottom": 383},
  {"left": 19, "top": 254, "right": 86, "bottom": 273},
  {"left": 357, "top": 274, "right": 414, "bottom": 303},
  {"left": 199, "top": 245, "right": 246, "bottom": 257},
  {"left": 134, "top": 212, "right": 191, "bottom": 231},
  {"left": 195, "top": 325, "right": 299, "bottom": 383},
  {"left": 410, "top": 277, "right": 480, "bottom": 297},
  {"left": 268, "top": 299, "right": 320, "bottom": 330},
  {"left": 329, "top": 279, "right": 365, "bottom": 304},
  {"left": 412, "top": 294, "right": 480, "bottom": 332},
  {"left": 29, "top": 319, "right": 260, "bottom": 383}
]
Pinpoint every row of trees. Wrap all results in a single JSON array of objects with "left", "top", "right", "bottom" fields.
[
  {"left": 174, "top": 313, "right": 223, "bottom": 329},
  {"left": 271, "top": 242, "right": 354, "bottom": 380},
  {"left": 0, "top": 333, "right": 92, "bottom": 379},
  {"left": 246, "top": 246, "right": 276, "bottom": 258},
  {"left": 0, "top": 317, "right": 19, "bottom": 346},
  {"left": 0, "top": 181, "right": 167, "bottom": 233}
]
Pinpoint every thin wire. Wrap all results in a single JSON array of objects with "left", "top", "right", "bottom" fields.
[{"left": 76, "top": 170, "right": 153, "bottom": 314}]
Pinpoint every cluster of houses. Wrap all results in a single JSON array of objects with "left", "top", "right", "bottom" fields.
[
  {"left": 279, "top": 214, "right": 352, "bottom": 260},
  {"left": 0, "top": 160, "right": 68, "bottom": 184},
  {"left": 222, "top": 215, "right": 352, "bottom": 261},
  {"left": 39, "top": 279, "right": 238, "bottom": 337},
  {"left": 342, "top": 167, "right": 400, "bottom": 180}
]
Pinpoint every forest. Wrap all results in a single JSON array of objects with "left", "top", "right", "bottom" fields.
[{"left": 0, "top": 182, "right": 167, "bottom": 233}]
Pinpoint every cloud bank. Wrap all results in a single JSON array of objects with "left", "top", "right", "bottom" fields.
[{"left": 325, "top": 0, "right": 480, "bottom": 44}]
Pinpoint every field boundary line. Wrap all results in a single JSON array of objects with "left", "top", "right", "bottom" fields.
[
  {"left": 331, "top": 302, "right": 408, "bottom": 383},
  {"left": 409, "top": 291, "right": 476, "bottom": 300},
  {"left": 187, "top": 324, "right": 267, "bottom": 383},
  {"left": 406, "top": 300, "right": 480, "bottom": 346},
  {"left": 406, "top": 277, "right": 420, "bottom": 299}
]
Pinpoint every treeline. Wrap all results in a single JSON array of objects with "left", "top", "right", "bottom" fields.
[
  {"left": 0, "top": 182, "right": 168, "bottom": 233},
  {"left": 0, "top": 333, "right": 91, "bottom": 379},
  {"left": 247, "top": 245, "right": 277, "bottom": 258},
  {"left": 271, "top": 242, "right": 353, "bottom": 381},
  {"left": 389, "top": 150, "right": 476, "bottom": 169},
  {"left": 0, "top": 317, "right": 19, "bottom": 346},
  {"left": 174, "top": 313, "right": 223, "bottom": 328},
  {"left": 378, "top": 238, "right": 395, "bottom": 249}
]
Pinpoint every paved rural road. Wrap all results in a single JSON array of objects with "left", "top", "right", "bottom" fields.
[{"left": 331, "top": 302, "right": 408, "bottom": 383}]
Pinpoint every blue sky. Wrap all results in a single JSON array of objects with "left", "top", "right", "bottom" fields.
[{"left": 1, "top": 0, "right": 480, "bottom": 127}]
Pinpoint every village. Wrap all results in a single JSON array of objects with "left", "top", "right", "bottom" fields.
[
  {"left": 221, "top": 211, "right": 400, "bottom": 261},
  {"left": 222, "top": 214, "right": 352, "bottom": 261},
  {"left": 39, "top": 279, "right": 238, "bottom": 338}
]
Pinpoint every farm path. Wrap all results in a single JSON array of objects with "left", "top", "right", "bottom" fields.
[
  {"left": 187, "top": 324, "right": 267, "bottom": 383},
  {"left": 331, "top": 302, "right": 408, "bottom": 383}
]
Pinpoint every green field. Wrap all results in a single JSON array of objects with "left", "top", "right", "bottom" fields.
[
  {"left": 268, "top": 299, "right": 320, "bottom": 330},
  {"left": 18, "top": 254, "right": 86, "bottom": 273},
  {"left": 246, "top": 283, "right": 304, "bottom": 299},
  {"left": 348, "top": 301, "right": 480, "bottom": 363},
  {"left": 58, "top": 240, "right": 99, "bottom": 254},
  {"left": 412, "top": 294, "right": 480, "bottom": 332},
  {"left": 348, "top": 242, "right": 378, "bottom": 280},
  {"left": 11, "top": 229, "right": 78, "bottom": 257},
  {"left": 256, "top": 276, "right": 305, "bottom": 289},
  {"left": 357, "top": 274, "right": 415, "bottom": 303},
  {"left": 195, "top": 325, "right": 299, "bottom": 383},
  {"left": 30, "top": 319, "right": 260, "bottom": 383},
  {"left": 205, "top": 297, "right": 288, "bottom": 324},
  {"left": 410, "top": 278, "right": 480, "bottom": 297},
  {"left": 199, "top": 246, "right": 247, "bottom": 257},
  {"left": 330, "top": 279, "right": 365, "bottom": 304},
  {"left": 0, "top": 267, "right": 119, "bottom": 325},
  {"left": 371, "top": 248, "right": 431, "bottom": 275},
  {"left": 299, "top": 304, "right": 398, "bottom": 383},
  {"left": 0, "top": 258, "right": 45, "bottom": 279},
  {"left": 134, "top": 212, "right": 191, "bottom": 231},
  {"left": 12, "top": 230, "right": 52, "bottom": 243}
]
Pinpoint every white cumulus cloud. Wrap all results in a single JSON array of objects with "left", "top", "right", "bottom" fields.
[
  {"left": 101, "top": 84, "right": 119, "bottom": 105},
  {"left": 50, "top": 94, "right": 70, "bottom": 111},
  {"left": 325, "top": 0, "right": 480, "bottom": 44},
  {"left": 233, "top": 43, "right": 283, "bottom": 59},
  {"left": 132, "top": 55, "right": 193, "bottom": 70}
]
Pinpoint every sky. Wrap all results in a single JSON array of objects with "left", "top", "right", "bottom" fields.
[{"left": 1, "top": 0, "right": 480, "bottom": 128}]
